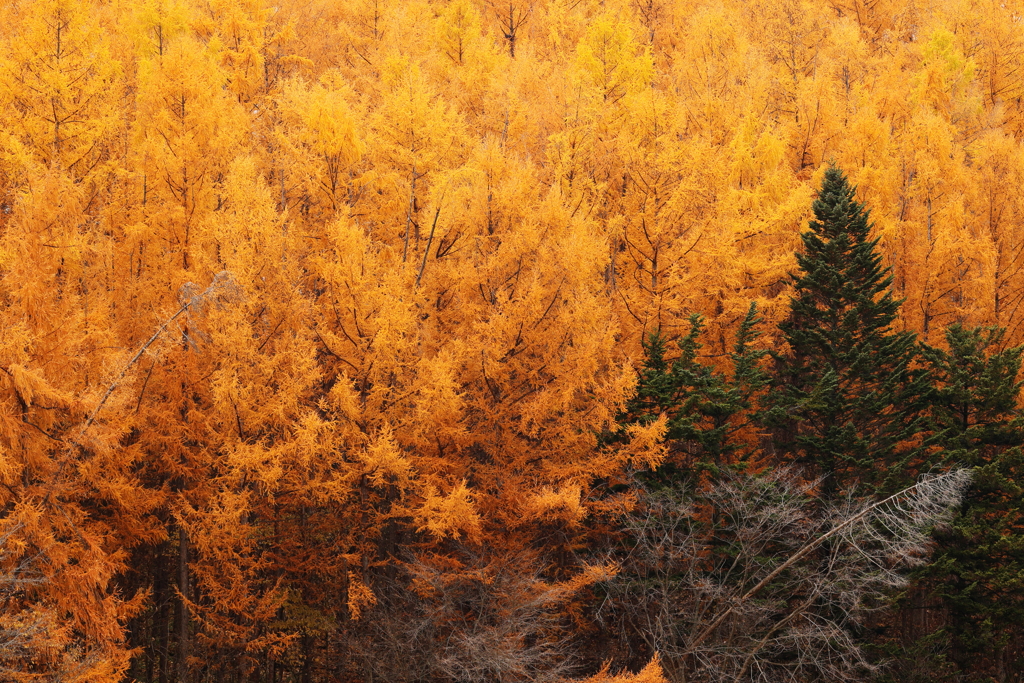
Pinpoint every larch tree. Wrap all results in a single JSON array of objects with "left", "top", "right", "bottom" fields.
[
  {"left": 366, "top": 54, "right": 465, "bottom": 261},
  {"left": 2, "top": 0, "right": 1024, "bottom": 681},
  {"left": 966, "top": 132, "right": 1024, "bottom": 341},
  {"left": 0, "top": 0, "right": 139, "bottom": 678},
  {"left": 486, "top": 0, "right": 533, "bottom": 59},
  {"left": 274, "top": 74, "right": 362, "bottom": 220}
]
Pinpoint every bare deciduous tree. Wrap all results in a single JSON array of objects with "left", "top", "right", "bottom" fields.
[{"left": 600, "top": 468, "right": 971, "bottom": 683}]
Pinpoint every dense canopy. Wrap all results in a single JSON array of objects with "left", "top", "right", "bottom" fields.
[{"left": 1, "top": 0, "right": 1023, "bottom": 681}]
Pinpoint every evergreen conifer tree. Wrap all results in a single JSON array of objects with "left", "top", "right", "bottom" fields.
[
  {"left": 912, "top": 325, "right": 1024, "bottom": 680},
  {"left": 767, "top": 166, "right": 931, "bottom": 497},
  {"left": 623, "top": 303, "right": 769, "bottom": 482}
]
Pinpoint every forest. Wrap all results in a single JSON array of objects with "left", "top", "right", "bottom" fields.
[{"left": 1, "top": 0, "right": 1023, "bottom": 680}]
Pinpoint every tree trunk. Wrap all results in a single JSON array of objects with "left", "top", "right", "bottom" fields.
[{"left": 177, "top": 525, "right": 190, "bottom": 683}]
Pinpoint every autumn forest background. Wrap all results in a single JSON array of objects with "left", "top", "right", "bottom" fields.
[{"left": 2, "top": 0, "right": 1024, "bottom": 681}]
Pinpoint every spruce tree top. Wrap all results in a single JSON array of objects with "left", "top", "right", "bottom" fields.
[
  {"left": 770, "top": 166, "right": 928, "bottom": 496},
  {"left": 782, "top": 165, "right": 901, "bottom": 353}
]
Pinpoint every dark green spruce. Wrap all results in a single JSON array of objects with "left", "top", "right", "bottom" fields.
[
  {"left": 908, "top": 324, "right": 1024, "bottom": 681},
  {"left": 622, "top": 302, "right": 769, "bottom": 483},
  {"left": 765, "top": 166, "right": 931, "bottom": 497}
]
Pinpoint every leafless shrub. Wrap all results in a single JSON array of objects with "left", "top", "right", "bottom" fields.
[{"left": 350, "top": 550, "right": 580, "bottom": 683}]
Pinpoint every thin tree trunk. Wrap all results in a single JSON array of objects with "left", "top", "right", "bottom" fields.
[
  {"left": 301, "top": 635, "right": 313, "bottom": 683},
  {"left": 177, "top": 525, "right": 190, "bottom": 683},
  {"left": 148, "top": 546, "right": 166, "bottom": 683},
  {"left": 158, "top": 542, "right": 171, "bottom": 683}
]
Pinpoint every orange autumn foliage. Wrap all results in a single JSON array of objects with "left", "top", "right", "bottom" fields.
[{"left": 0, "top": 0, "right": 1021, "bottom": 680}]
